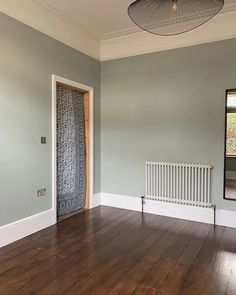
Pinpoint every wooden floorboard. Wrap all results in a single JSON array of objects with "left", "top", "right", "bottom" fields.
[{"left": 0, "top": 206, "right": 236, "bottom": 295}]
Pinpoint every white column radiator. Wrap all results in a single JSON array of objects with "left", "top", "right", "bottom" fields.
[{"left": 145, "top": 161, "right": 213, "bottom": 208}]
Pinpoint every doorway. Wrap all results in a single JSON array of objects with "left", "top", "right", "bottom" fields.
[{"left": 52, "top": 75, "right": 94, "bottom": 222}]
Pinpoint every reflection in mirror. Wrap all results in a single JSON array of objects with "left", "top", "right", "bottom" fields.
[{"left": 225, "top": 89, "right": 236, "bottom": 200}]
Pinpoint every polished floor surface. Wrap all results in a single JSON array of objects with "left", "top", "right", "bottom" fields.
[{"left": 1, "top": 206, "right": 236, "bottom": 294}]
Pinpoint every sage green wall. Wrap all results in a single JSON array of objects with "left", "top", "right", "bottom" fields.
[
  {"left": 0, "top": 13, "right": 100, "bottom": 226},
  {"left": 2, "top": 11, "right": 236, "bottom": 228},
  {"left": 101, "top": 38, "right": 236, "bottom": 211}
]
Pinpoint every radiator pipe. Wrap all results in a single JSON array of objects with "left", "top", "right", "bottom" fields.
[
  {"left": 141, "top": 196, "right": 145, "bottom": 214},
  {"left": 212, "top": 204, "right": 216, "bottom": 227}
]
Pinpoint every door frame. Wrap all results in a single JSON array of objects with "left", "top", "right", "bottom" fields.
[
  {"left": 52, "top": 74, "right": 94, "bottom": 223},
  {"left": 223, "top": 88, "right": 236, "bottom": 201}
]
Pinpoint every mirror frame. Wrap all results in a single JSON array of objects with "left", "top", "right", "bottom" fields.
[{"left": 223, "top": 88, "right": 236, "bottom": 201}]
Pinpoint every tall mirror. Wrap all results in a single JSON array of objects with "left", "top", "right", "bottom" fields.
[{"left": 224, "top": 89, "right": 236, "bottom": 200}]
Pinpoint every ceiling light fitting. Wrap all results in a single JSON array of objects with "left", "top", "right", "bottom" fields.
[{"left": 128, "top": 0, "right": 224, "bottom": 36}]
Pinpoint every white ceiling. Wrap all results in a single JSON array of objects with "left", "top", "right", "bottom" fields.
[
  {"left": 33, "top": 0, "right": 236, "bottom": 39},
  {"left": 34, "top": 0, "right": 136, "bottom": 40},
  {"left": 1, "top": 0, "right": 236, "bottom": 61}
]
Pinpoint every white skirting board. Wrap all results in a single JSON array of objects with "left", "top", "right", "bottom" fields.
[
  {"left": 100, "top": 193, "right": 236, "bottom": 229},
  {"left": 0, "top": 195, "right": 102, "bottom": 248},
  {"left": 0, "top": 209, "right": 55, "bottom": 248},
  {"left": 1, "top": 193, "right": 236, "bottom": 248}
]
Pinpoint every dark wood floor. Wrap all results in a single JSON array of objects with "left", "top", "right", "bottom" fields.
[{"left": 1, "top": 206, "right": 236, "bottom": 295}]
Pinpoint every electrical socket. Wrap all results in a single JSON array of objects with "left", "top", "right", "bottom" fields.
[{"left": 37, "top": 188, "right": 46, "bottom": 197}]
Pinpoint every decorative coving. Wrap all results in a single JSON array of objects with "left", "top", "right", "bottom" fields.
[
  {"left": 100, "top": 8, "right": 236, "bottom": 61},
  {"left": 102, "top": 1, "right": 236, "bottom": 40},
  {"left": 1, "top": 0, "right": 236, "bottom": 61},
  {"left": 0, "top": 0, "right": 100, "bottom": 60}
]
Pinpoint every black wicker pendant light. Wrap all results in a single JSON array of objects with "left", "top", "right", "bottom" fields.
[{"left": 128, "top": 0, "right": 224, "bottom": 36}]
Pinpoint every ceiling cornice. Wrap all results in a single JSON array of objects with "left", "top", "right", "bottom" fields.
[
  {"left": 101, "top": 8, "right": 236, "bottom": 61},
  {"left": 32, "top": 0, "right": 100, "bottom": 41},
  {"left": 0, "top": 0, "right": 100, "bottom": 60},
  {"left": 102, "top": 1, "right": 236, "bottom": 40},
  {"left": 1, "top": 1, "right": 236, "bottom": 61}
]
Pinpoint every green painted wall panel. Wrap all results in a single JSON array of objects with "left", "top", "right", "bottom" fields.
[
  {"left": 101, "top": 38, "right": 236, "bottom": 211},
  {"left": 0, "top": 13, "right": 100, "bottom": 226}
]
